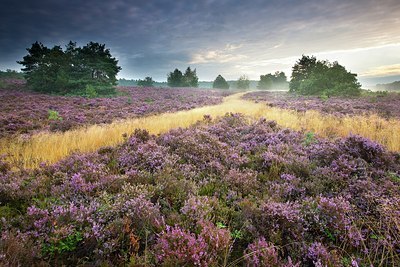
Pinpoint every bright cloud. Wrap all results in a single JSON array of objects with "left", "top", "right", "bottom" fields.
[
  {"left": 360, "top": 64, "right": 400, "bottom": 77},
  {"left": 190, "top": 44, "right": 246, "bottom": 64}
]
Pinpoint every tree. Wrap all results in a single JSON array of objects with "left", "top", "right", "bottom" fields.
[
  {"left": 289, "top": 55, "right": 361, "bottom": 96},
  {"left": 258, "top": 74, "right": 273, "bottom": 89},
  {"left": 167, "top": 69, "right": 183, "bottom": 87},
  {"left": 183, "top": 67, "right": 199, "bottom": 87},
  {"left": 137, "top": 77, "right": 154, "bottom": 87},
  {"left": 18, "top": 41, "right": 121, "bottom": 95},
  {"left": 213, "top": 74, "right": 229, "bottom": 89},
  {"left": 289, "top": 55, "right": 317, "bottom": 92},
  {"left": 258, "top": 71, "right": 288, "bottom": 90},
  {"left": 237, "top": 75, "right": 250, "bottom": 89},
  {"left": 167, "top": 67, "right": 199, "bottom": 87}
]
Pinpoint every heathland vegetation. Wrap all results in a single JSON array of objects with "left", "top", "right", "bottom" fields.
[{"left": 0, "top": 44, "right": 399, "bottom": 266}]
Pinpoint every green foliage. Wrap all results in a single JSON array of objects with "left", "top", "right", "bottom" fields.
[
  {"left": 42, "top": 231, "right": 83, "bottom": 257},
  {"left": 303, "top": 132, "right": 316, "bottom": 146},
  {"left": 144, "top": 97, "right": 154, "bottom": 103},
  {"left": 231, "top": 229, "right": 243, "bottom": 240},
  {"left": 48, "top": 110, "right": 63, "bottom": 121},
  {"left": 258, "top": 71, "right": 287, "bottom": 90},
  {"left": 167, "top": 68, "right": 183, "bottom": 87},
  {"left": 213, "top": 74, "right": 230, "bottom": 89},
  {"left": 183, "top": 67, "right": 199, "bottom": 87},
  {"left": 85, "top": 84, "right": 98, "bottom": 98},
  {"left": 388, "top": 172, "right": 400, "bottom": 183},
  {"left": 319, "top": 92, "right": 329, "bottom": 101},
  {"left": 0, "top": 79, "right": 6, "bottom": 89},
  {"left": 18, "top": 41, "right": 121, "bottom": 96},
  {"left": 216, "top": 222, "right": 227, "bottom": 228},
  {"left": 137, "top": 76, "right": 154, "bottom": 87},
  {"left": 237, "top": 75, "right": 250, "bottom": 89},
  {"left": 289, "top": 55, "right": 361, "bottom": 96},
  {"left": 167, "top": 67, "right": 198, "bottom": 87}
]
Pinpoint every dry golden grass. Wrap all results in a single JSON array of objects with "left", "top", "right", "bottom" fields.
[{"left": 1, "top": 91, "right": 400, "bottom": 169}]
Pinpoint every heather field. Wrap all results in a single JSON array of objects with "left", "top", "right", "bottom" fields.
[
  {"left": 243, "top": 91, "right": 400, "bottom": 119},
  {"left": 3, "top": 0, "right": 400, "bottom": 266},
  {"left": 0, "top": 83, "right": 231, "bottom": 138},
  {"left": 1, "top": 84, "right": 400, "bottom": 266},
  {"left": 1, "top": 113, "right": 399, "bottom": 266}
]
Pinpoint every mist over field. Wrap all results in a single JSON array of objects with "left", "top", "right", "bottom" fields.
[{"left": 1, "top": 1, "right": 400, "bottom": 266}]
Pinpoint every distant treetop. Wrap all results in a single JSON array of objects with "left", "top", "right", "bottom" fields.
[
  {"left": 137, "top": 77, "right": 154, "bottom": 87},
  {"left": 258, "top": 71, "right": 288, "bottom": 90},
  {"left": 213, "top": 74, "right": 229, "bottom": 89},
  {"left": 237, "top": 75, "right": 250, "bottom": 89},
  {"left": 167, "top": 67, "right": 198, "bottom": 87}
]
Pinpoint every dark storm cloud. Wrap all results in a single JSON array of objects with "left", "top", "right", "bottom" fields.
[{"left": 1, "top": 0, "right": 400, "bottom": 80}]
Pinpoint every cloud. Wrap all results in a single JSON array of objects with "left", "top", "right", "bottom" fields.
[
  {"left": 360, "top": 64, "right": 400, "bottom": 77},
  {"left": 1, "top": 0, "right": 400, "bottom": 82},
  {"left": 190, "top": 44, "right": 246, "bottom": 64}
]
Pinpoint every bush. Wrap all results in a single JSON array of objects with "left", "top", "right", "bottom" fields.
[{"left": 48, "top": 109, "right": 63, "bottom": 121}]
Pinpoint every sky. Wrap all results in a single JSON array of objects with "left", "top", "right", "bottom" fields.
[{"left": 1, "top": 0, "right": 400, "bottom": 86}]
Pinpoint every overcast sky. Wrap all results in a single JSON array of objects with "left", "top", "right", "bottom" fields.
[{"left": 1, "top": 0, "right": 400, "bottom": 85}]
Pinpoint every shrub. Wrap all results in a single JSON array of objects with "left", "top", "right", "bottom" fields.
[
  {"left": 48, "top": 109, "right": 62, "bottom": 121},
  {"left": 244, "top": 237, "right": 280, "bottom": 267},
  {"left": 154, "top": 225, "right": 211, "bottom": 266}
]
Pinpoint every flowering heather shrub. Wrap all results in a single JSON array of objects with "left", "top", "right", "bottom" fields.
[
  {"left": 197, "top": 220, "right": 232, "bottom": 263},
  {"left": 303, "top": 196, "right": 353, "bottom": 245},
  {"left": 181, "top": 195, "right": 218, "bottom": 223},
  {"left": 118, "top": 194, "right": 165, "bottom": 238},
  {"left": 0, "top": 113, "right": 399, "bottom": 265},
  {"left": 222, "top": 168, "right": 259, "bottom": 196},
  {"left": 251, "top": 201, "right": 304, "bottom": 246},
  {"left": 268, "top": 173, "right": 305, "bottom": 201},
  {"left": 0, "top": 86, "right": 232, "bottom": 137},
  {"left": 340, "top": 134, "right": 392, "bottom": 168},
  {"left": 155, "top": 222, "right": 231, "bottom": 266},
  {"left": 159, "top": 127, "right": 235, "bottom": 174},
  {"left": 244, "top": 237, "right": 280, "bottom": 266},
  {"left": 306, "top": 242, "right": 340, "bottom": 267},
  {"left": 154, "top": 225, "right": 211, "bottom": 266},
  {"left": 118, "top": 139, "right": 173, "bottom": 173}
]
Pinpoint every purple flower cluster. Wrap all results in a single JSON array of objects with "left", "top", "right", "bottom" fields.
[
  {"left": 0, "top": 113, "right": 399, "bottom": 266},
  {"left": 243, "top": 91, "right": 400, "bottom": 119},
  {"left": 0, "top": 85, "right": 231, "bottom": 137}
]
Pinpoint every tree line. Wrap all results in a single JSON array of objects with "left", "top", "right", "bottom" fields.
[{"left": 17, "top": 41, "right": 361, "bottom": 97}]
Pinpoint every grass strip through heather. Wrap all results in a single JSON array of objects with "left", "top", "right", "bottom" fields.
[{"left": 1, "top": 91, "right": 400, "bottom": 169}]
